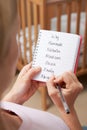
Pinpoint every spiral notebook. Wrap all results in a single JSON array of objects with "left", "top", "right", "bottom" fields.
[{"left": 32, "top": 30, "right": 82, "bottom": 82}]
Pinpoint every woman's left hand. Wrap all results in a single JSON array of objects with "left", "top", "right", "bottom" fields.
[{"left": 3, "top": 63, "right": 45, "bottom": 104}]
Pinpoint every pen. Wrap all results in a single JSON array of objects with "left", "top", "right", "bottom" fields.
[{"left": 56, "top": 84, "right": 70, "bottom": 114}]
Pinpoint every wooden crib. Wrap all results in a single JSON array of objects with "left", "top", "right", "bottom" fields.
[{"left": 17, "top": 0, "right": 87, "bottom": 110}]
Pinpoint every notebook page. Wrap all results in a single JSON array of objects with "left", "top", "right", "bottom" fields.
[{"left": 32, "top": 30, "right": 81, "bottom": 82}]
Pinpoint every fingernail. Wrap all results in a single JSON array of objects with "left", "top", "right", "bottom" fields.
[{"left": 36, "top": 66, "right": 41, "bottom": 71}]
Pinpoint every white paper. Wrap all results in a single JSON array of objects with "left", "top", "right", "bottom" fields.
[{"left": 32, "top": 30, "right": 81, "bottom": 82}]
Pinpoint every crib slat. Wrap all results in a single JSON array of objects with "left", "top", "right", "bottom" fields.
[
  {"left": 33, "top": 3, "right": 38, "bottom": 46},
  {"left": 66, "top": 2, "right": 71, "bottom": 33},
  {"left": 57, "top": 3, "right": 62, "bottom": 31},
  {"left": 17, "top": 0, "right": 23, "bottom": 63},
  {"left": 76, "top": 0, "right": 81, "bottom": 34},
  {"left": 43, "top": 2, "right": 56, "bottom": 30},
  {"left": 20, "top": 0, "right": 27, "bottom": 64},
  {"left": 27, "top": 0, "right": 32, "bottom": 61},
  {"left": 39, "top": 0, "right": 45, "bottom": 29}
]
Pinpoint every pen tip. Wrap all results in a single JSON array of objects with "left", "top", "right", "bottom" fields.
[{"left": 66, "top": 110, "right": 70, "bottom": 114}]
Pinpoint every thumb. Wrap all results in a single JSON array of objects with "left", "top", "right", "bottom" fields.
[{"left": 26, "top": 67, "right": 41, "bottom": 80}]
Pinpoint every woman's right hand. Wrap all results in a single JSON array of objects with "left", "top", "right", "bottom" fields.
[
  {"left": 46, "top": 71, "right": 83, "bottom": 112},
  {"left": 46, "top": 72, "right": 83, "bottom": 130}
]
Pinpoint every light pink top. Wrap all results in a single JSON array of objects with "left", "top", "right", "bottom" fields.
[{"left": 1, "top": 101, "right": 70, "bottom": 130}]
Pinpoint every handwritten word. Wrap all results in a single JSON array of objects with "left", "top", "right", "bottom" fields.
[
  {"left": 43, "top": 67, "right": 54, "bottom": 73},
  {"left": 41, "top": 74, "right": 49, "bottom": 80},
  {"left": 47, "top": 48, "right": 60, "bottom": 53},
  {"left": 45, "top": 54, "right": 61, "bottom": 60},
  {"left": 51, "top": 34, "right": 59, "bottom": 41},
  {"left": 48, "top": 41, "right": 62, "bottom": 46},
  {"left": 45, "top": 61, "right": 56, "bottom": 66}
]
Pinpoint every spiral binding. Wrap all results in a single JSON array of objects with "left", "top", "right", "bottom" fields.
[{"left": 32, "top": 31, "right": 42, "bottom": 66}]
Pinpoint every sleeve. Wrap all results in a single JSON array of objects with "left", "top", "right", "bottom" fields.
[{"left": 0, "top": 108, "right": 22, "bottom": 130}]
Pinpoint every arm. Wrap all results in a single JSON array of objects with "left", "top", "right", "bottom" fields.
[
  {"left": 46, "top": 72, "right": 83, "bottom": 130},
  {"left": 2, "top": 63, "right": 45, "bottom": 104}
]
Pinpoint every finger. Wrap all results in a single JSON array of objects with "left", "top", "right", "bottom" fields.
[
  {"left": 25, "top": 66, "right": 41, "bottom": 80},
  {"left": 22, "top": 62, "right": 32, "bottom": 73},
  {"left": 66, "top": 71, "right": 83, "bottom": 90},
  {"left": 18, "top": 63, "right": 32, "bottom": 78},
  {"left": 46, "top": 75, "right": 55, "bottom": 87},
  {"left": 32, "top": 81, "right": 46, "bottom": 88},
  {"left": 46, "top": 76, "right": 58, "bottom": 96},
  {"left": 69, "top": 71, "right": 78, "bottom": 82},
  {"left": 38, "top": 82, "right": 46, "bottom": 87},
  {"left": 54, "top": 72, "right": 74, "bottom": 85}
]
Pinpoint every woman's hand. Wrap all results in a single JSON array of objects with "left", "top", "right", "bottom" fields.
[
  {"left": 3, "top": 63, "right": 45, "bottom": 104},
  {"left": 46, "top": 71, "right": 83, "bottom": 112},
  {"left": 46, "top": 72, "right": 83, "bottom": 130}
]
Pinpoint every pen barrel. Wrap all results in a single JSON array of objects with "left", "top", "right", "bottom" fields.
[
  {"left": 57, "top": 85, "right": 70, "bottom": 114},
  {"left": 63, "top": 101, "right": 70, "bottom": 114}
]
